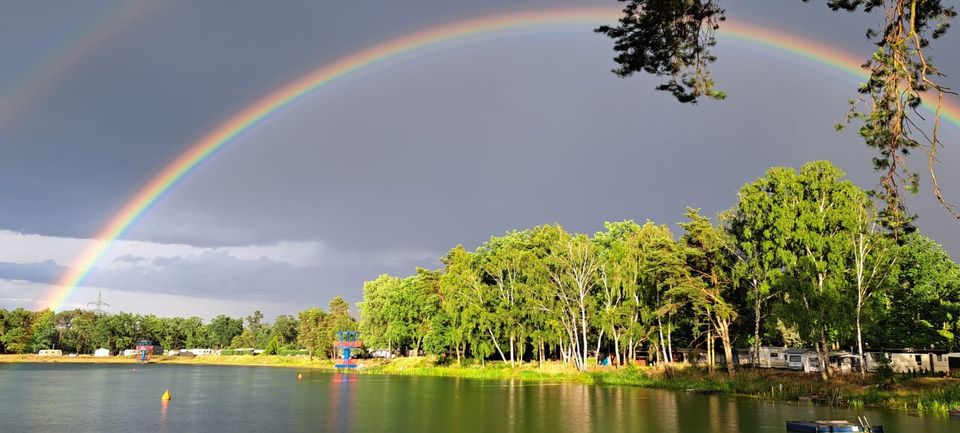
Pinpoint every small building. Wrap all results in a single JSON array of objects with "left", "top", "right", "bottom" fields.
[
  {"left": 38, "top": 349, "right": 62, "bottom": 357},
  {"left": 93, "top": 348, "right": 111, "bottom": 357}
]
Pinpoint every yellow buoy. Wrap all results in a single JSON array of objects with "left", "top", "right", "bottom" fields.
[
  {"left": 297, "top": 373, "right": 303, "bottom": 380},
  {"left": 161, "top": 389, "right": 171, "bottom": 401}
]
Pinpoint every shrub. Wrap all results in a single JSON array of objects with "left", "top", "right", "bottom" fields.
[{"left": 873, "top": 354, "right": 895, "bottom": 390}]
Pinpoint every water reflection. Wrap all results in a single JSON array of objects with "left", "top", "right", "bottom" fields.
[
  {"left": 325, "top": 373, "right": 357, "bottom": 433},
  {"left": 1, "top": 364, "right": 958, "bottom": 433}
]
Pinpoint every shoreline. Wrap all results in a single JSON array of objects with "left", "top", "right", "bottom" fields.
[{"left": 3, "top": 354, "right": 958, "bottom": 416}]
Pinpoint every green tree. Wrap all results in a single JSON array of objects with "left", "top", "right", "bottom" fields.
[
  {"left": 207, "top": 315, "right": 243, "bottom": 349},
  {"left": 438, "top": 246, "right": 480, "bottom": 365},
  {"left": 849, "top": 193, "right": 898, "bottom": 378},
  {"left": 1, "top": 308, "right": 33, "bottom": 353},
  {"left": 181, "top": 317, "right": 208, "bottom": 348},
  {"left": 271, "top": 315, "right": 299, "bottom": 347},
  {"left": 263, "top": 335, "right": 280, "bottom": 355},
  {"left": 532, "top": 225, "right": 601, "bottom": 371},
  {"left": 868, "top": 233, "right": 960, "bottom": 350},
  {"left": 358, "top": 274, "right": 401, "bottom": 354},
  {"left": 29, "top": 310, "right": 56, "bottom": 353},
  {"left": 671, "top": 208, "right": 740, "bottom": 376},
  {"left": 325, "top": 296, "right": 358, "bottom": 357},
  {"left": 478, "top": 231, "right": 535, "bottom": 367},
  {"left": 593, "top": 220, "right": 644, "bottom": 366},
  {"left": 736, "top": 161, "right": 866, "bottom": 379},
  {"left": 297, "top": 307, "right": 329, "bottom": 357}
]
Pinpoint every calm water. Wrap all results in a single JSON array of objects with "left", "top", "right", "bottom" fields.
[{"left": 0, "top": 364, "right": 955, "bottom": 433}]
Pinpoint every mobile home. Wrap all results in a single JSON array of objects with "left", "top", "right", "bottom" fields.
[
  {"left": 750, "top": 346, "right": 790, "bottom": 369},
  {"left": 864, "top": 350, "right": 951, "bottom": 373}
]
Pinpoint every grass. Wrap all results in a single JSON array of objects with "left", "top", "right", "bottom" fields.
[{"left": 4, "top": 354, "right": 958, "bottom": 415}]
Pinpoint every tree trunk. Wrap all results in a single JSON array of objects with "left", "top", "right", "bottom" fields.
[
  {"left": 538, "top": 338, "right": 544, "bottom": 369},
  {"left": 856, "top": 301, "right": 866, "bottom": 379},
  {"left": 580, "top": 303, "right": 589, "bottom": 369},
  {"left": 658, "top": 316, "right": 668, "bottom": 364},
  {"left": 707, "top": 329, "right": 714, "bottom": 374},
  {"left": 666, "top": 318, "right": 674, "bottom": 363},
  {"left": 720, "top": 324, "right": 735, "bottom": 378},
  {"left": 753, "top": 286, "right": 762, "bottom": 367},
  {"left": 488, "top": 328, "right": 508, "bottom": 363},
  {"left": 595, "top": 329, "right": 605, "bottom": 366},
  {"left": 613, "top": 330, "right": 621, "bottom": 367},
  {"left": 510, "top": 334, "right": 515, "bottom": 368},
  {"left": 816, "top": 332, "right": 830, "bottom": 381}
]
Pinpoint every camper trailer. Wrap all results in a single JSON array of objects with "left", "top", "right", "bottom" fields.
[
  {"left": 750, "top": 346, "right": 790, "bottom": 369},
  {"left": 864, "top": 350, "right": 951, "bottom": 373},
  {"left": 783, "top": 349, "right": 810, "bottom": 370}
]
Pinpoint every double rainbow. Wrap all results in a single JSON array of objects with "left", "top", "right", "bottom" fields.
[{"left": 42, "top": 6, "right": 960, "bottom": 310}]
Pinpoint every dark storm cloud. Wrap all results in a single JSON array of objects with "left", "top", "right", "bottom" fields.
[
  {"left": 1, "top": 1, "right": 958, "bottom": 313},
  {"left": 0, "top": 260, "right": 63, "bottom": 285},
  {"left": 1, "top": 249, "right": 435, "bottom": 306},
  {"left": 84, "top": 250, "right": 435, "bottom": 305},
  {"left": 0, "top": 0, "right": 610, "bottom": 240}
]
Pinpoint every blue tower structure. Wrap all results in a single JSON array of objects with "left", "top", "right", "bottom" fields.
[{"left": 333, "top": 331, "right": 361, "bottom": 369}]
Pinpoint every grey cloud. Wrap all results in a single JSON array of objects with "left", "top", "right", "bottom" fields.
[
  {"left": 0, "top": 260, "right": 64, "bottom": 285},
  {"left": 84, "top": 249, "right": 434, "bottom": 306},
  {"left": 113, "top": 254, "right": 147, "bottom": 264}
]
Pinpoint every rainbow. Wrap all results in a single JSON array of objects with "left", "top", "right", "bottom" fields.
[
  {"left": 0, "top": 0, "right": 162, "bottom": 128},
  {"left": 43, "top": 6, "right": 960, "bottom": 310}
]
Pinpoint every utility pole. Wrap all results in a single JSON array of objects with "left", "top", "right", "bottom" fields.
[{"left": 86, "top": 291, "right": 110, "bottom": 314}]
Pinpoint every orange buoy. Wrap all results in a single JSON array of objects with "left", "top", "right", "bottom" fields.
[{"left": 161, "top": 389, "right": 171, "bottom": 401}]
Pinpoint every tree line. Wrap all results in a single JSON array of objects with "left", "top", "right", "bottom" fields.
[
  {"left": 358, "top": 161, "right": 960, "bottom": 379},
  {"left": 0, "top": 296, "right": 355, "bottom": 359},
  {"left": 3, "top": 161, "right": 957, "bottom": 380}
]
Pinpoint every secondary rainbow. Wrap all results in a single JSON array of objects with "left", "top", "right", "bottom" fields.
[
  {"left": 43, "top": 6, "right": 960, "bottom": 310},
  {"left": 0, "top": 0, "right": 162, "bottom": 128}
]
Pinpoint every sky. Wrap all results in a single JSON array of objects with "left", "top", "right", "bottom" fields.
[{"left": 1, "top": 0, "right": 958, "bottom": 319}]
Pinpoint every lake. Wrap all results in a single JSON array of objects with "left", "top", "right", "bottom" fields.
[{"left": 0, "top": 363, "right": 955, "bottom": 432}]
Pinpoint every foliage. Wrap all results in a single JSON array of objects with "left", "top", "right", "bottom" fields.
[
  {"left": 598, "top": 0, "right": 957, "bottom": 230},
  {"left": 873, "top": 353, "right": 896, "bottom": 389},
  {"left": 4, "top": 163, "right": 958, "bottom": 387},
  {"left": 263, "top": 336, "right": 280, "bottom": 356},
  {"left": 595, "top": 0, "right": 726, "bottom": 102},
  {"left": 352, "top": 160, "right": 960, "bottom": 374}
]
